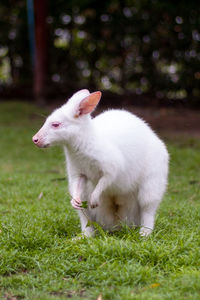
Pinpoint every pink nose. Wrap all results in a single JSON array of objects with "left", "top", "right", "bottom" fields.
[{"left": 32, "top": 136, "right": 39, "bottom": 144}]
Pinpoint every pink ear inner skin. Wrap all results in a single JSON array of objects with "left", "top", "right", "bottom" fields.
[{"left": 78, "top": 91, "right": 102, "bottom": 116}]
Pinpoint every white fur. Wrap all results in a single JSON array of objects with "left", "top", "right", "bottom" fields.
[{"left": 33, "top": 89, "right": 169, "bottom": 237}]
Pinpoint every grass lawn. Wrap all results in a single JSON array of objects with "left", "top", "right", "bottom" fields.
[{"left": 0, "top": 101, "right": 200, "bottom": 300}]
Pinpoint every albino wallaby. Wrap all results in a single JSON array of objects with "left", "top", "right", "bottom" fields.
[{"left": 33, "top": 89, "right": 169, "bottom": 237}]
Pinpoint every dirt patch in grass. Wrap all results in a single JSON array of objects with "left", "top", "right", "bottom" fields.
[{"left": 130, "top": 106, "right": 200, "bottom": 137}]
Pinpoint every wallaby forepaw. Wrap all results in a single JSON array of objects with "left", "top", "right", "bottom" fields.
[
  {"left": 90, "top": 202, "right": 99, "bottom": 209},
  {"left": 90, "top": 195, "right": 99, "bottom": 209},
  {"left": 71, "top": 198, "right": 82, "bottom": 210}
]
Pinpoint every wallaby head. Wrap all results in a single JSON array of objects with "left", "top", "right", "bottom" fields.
[{"left": 32, "top": 89, "right": 102, "bottom": 148}]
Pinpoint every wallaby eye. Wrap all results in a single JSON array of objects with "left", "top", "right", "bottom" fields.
[{"left": 51, "top": 122, "right": 61, "bottom": 128}]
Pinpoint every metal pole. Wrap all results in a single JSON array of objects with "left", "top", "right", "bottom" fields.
[
  {"left": 26, "top": 0, "right": 35, "bottom": 68},
  {"left": 34, "top": 0, "right": 48, "bottom": 104}
]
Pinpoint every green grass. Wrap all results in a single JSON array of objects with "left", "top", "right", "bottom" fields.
[{"left": 0, "top": 102, "right": 200, "bottom": 300}]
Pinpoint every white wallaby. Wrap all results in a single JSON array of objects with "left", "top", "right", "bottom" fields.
[{"left": 33, "top": 89, "right": 169, "bottom": 237}]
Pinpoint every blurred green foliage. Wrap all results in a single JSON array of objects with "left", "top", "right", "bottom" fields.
[{"left": 1, "top": 0, "right": 200, "bottom": 102}]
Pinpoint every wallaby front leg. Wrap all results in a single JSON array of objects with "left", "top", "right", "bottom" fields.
[
  {"left": 90, "top": 175, "right": 112, "bottom": 208},
  {"left": 70, "top": 175, "right": 86, "bottom": 210}
]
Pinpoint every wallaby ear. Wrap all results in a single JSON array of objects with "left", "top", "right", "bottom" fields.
[
  {"left": 72, "top": 89, "right": 90, "bottom": 99},
  {"left": 75, "top": 91, "right": 102, "bottom": 117}
]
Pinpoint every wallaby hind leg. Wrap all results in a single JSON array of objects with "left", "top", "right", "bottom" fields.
[
  {"left": 71, "top": 175, "right": 95, "bottom": 237},
  {"left": 138, "top": 177, "right": 165, "bottom": 236}
]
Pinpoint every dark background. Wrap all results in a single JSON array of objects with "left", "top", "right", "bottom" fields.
[{"left": 0, "top": 0, "right": 200, "bottom": 108}]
